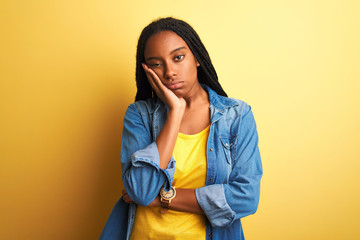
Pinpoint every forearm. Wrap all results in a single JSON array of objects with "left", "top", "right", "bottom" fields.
[
  {"left": 156, "top": 109, "right": 184, "bottom": 169},
  {"left": 169, "top": 188, "right": 204, "bottom": 215},
  {"left": 147, "top": 188, "right": 204, "bottom": 215}
]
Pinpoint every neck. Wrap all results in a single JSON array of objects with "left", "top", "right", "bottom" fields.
[{"left": 183, "top": 82, "right": 209, "bottom": 109}]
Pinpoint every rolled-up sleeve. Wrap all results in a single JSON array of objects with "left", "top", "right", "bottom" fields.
[
  {"left": 121, "top": 103, "right": 175, "bottom": 206},
  {"left": 196, "top": 107, "right": 263, "bottom": 227},
  {"left": 195, "top": 184, "right": 235, "bottom": 227}
]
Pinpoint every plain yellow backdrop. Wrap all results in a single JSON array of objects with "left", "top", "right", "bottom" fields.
[{"left": 1, "top": 0, "right": 359, "bottom": 239}]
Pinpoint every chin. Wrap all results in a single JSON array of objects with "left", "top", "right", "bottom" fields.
[{"left": 172, "top": 88, "right": 187, "bottom": 98}]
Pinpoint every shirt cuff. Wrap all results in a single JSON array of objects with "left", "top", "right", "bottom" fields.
[
  {"left": 195, "top": 184, "right": 235, "bottom": 228},
  {"left": 131, "top": 142, "right": 176, "bottom": 190}
]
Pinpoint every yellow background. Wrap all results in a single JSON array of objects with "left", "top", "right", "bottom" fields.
[{"left": 1, "top": 0, "right": 359, "bottom": 239}]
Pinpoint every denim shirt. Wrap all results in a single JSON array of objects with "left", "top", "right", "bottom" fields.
[{"left": 100, "top": 85, "right": 262, "bottom": 240}]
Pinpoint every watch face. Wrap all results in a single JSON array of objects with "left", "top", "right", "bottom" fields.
[{"left": 160, "top": 187, "right": 175, "bottom": 199}]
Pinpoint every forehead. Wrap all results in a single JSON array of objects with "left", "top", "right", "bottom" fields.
[{"left": 144, "top": 31, "right": 189, "bottom": 57}]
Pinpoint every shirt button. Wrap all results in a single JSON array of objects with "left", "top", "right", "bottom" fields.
[
  {"left": 225, "top": 143, "right": 229, "bottom": 147},
  {"left": 209, "top": 178, "right": 213, "bottom": 182},
  {"left": 208, "top": 233, "right": 212, "bottom": 238},
  {"left": 154, "top": 126, "right": 158, "bottom": 130},
  {"left": 209, "top": 148, "right": 213, "bottom": 152}
]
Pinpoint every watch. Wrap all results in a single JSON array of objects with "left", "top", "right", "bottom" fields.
[{"left": 159, "top": 186, "right": 176, "bottom": 209}]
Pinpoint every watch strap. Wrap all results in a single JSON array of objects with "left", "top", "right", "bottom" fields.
[
  {"left": 160, "top": 198, "right": 170, "bottom": 214},
  {"left": 160, "top": 198, "right": 170, "bottom": 208}
]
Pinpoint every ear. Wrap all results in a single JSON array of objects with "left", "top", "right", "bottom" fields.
[{"left": 195, "top": 58, "right": 200, "bottom": 67}]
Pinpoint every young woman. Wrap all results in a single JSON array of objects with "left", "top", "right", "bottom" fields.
[{"left": 100, "top": 17, "right": 263, "bottom": 240}]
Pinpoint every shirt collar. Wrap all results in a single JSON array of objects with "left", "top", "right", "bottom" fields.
[{"left": 202, "top": 84, "right": 239, "bottom": 111}]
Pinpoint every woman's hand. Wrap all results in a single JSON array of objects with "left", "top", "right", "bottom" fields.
[
  {"left": 122, "top": 189, "right": 133, "bottom": 204},
  {"left": 142, "top": 63, "right": 186, "bottom": 112}
]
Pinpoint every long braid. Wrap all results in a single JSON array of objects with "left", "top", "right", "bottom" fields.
[{"left": 135, "top": 17, "right": 227, "bottom": 101}]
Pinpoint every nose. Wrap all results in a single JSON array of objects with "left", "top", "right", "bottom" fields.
[{"left": 164, "top": 62, "right": 176, "bottom": 80}]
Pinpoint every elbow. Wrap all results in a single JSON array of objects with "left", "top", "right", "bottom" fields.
[
  {"left": 247, "top": 202, "right": 259, "bottom": 215},
  {"left": 240, "top": 193, "right": 260, "bottom": 217}
]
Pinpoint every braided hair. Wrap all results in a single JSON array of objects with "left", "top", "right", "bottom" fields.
[{"left": 135, "top": 17, "right": 227, "bottom": 101}]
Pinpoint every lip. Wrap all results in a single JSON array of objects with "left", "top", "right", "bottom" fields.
[{"left": 165, "top": 82, "right": 183, "bottom": 90}]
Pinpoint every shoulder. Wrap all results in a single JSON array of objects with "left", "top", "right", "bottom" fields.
[
  {"left": 205, "top": 84, "right": 252, "bottom": 117},
  {"left": 231, "top": 98, "right": 253, "bottom": 121},
  {"left": 216, "top": 95, "right": 252, "bottom": 119},
  {"left": 226, "top": 97, "right": 251, "bottom": 114}
]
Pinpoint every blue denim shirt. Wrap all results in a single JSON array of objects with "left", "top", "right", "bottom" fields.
[{"left": 100, "top": 85, "right": 262, "bottom": 240}]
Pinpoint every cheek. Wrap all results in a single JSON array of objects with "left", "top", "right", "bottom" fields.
[{"left": 185, "top": 63, "right": 198, "bottom": 79}]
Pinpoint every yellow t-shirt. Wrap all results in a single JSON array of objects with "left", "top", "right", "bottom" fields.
[{"left": 130, "top": 125, "right": 209, "bottom": 240}]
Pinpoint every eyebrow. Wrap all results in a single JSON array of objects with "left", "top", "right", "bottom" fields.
[{"left": 145, "top": 46, "right": 186, "bottom": 61}]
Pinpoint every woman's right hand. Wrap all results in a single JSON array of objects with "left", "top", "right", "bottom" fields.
[
  {"left": 142, "top": 63, "right": 186, "bottom": 112},
  {"left": 122, "top": 189, "right": 133, "bottom": 204}
]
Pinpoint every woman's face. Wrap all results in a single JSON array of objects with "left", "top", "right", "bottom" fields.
[{"left": 144, "top": 31, "right": 200, "bottom": 98}]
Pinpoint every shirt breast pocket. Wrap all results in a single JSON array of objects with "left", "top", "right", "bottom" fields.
[{"left": 219, "top": 135, "right": 238, "bottom": 166}]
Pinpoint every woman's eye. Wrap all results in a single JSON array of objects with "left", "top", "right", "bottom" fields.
[
  {"left": 148, "top": 63, "right": 161, "bottom": 68},
  {"left": 175, "top": 55, "right": 184, "bottom": 61}
]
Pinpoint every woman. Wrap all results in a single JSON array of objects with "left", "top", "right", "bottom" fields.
[{"left": 100, "top": 17, "right": 263, "bottom": 240}]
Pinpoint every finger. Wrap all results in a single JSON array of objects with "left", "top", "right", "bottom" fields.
[
  {"left": 145, "top": 72, "right": 160, "bottom": 94},
  {"left": 142, "top": 63, "right": 164, "bottom": 93},
  {"left": 142, "top": 64, "right": 159, "bottom": 90},
  {"left": 123, "top": 194, "right": 133, "bottom": 203},
  {"left": 122, "top": 189, "right": 126, "bottom": 195}
]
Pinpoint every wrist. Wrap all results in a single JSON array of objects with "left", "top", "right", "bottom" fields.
[
  {"left": 160, "top": 186, "right": 176, "bottom": 209},
  {"left": 148, "top": 195, "right": 161, "bottom": 207},
  {"left": 168, "top": 105, "right": 185, "bottom": 115},
  {"left": 168, "top": 98, "right": 186, "bottom": 112}
]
